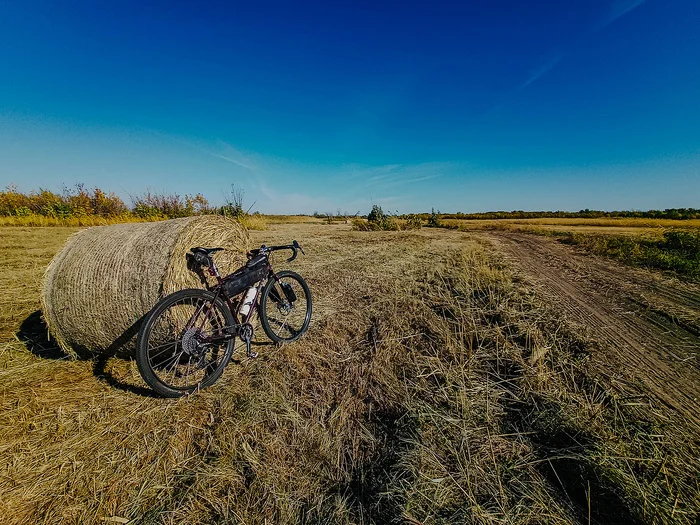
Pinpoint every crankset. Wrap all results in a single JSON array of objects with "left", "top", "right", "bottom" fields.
[{"left": 239, "top": 322, "right": 257, "bottom": 358}]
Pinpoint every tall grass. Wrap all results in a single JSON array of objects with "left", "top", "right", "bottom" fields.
[
  {"left": 0, "top": 185, "right": 268, "bottom": 229},
  {"left": 0, "top": 215, "right": 161, "bottom": 227},
  {"left": 0, "top": 213, "right": 267, "bottom": 230},
  {"left": 561, "top": 229, "right": 700, "bottom": 279}
]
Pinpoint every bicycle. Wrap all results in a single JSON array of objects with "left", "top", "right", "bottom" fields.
[{"left": 136, "top": 240, "right": 312, "bottom": 397}]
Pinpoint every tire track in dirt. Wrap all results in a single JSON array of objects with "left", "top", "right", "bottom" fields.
[{"left": 484, "top": 231, "right": 700, "bottom": 429}]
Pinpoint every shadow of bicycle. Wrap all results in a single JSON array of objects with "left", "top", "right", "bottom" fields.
[{"left": 17, "top": 309, "right": 274, "bottom": 397}]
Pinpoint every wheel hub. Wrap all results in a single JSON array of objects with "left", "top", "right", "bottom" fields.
[{"left": 277, "top": 302, "right": 292, "bottom": 314}]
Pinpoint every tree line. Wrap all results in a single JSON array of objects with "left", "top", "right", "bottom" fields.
[{"left": 406, "top": 208, "right": 700, "bottom": 221}]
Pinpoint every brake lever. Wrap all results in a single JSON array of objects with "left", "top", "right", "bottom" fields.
[{"left": 292, "top": 239, "right": 305, "bottom": 255}]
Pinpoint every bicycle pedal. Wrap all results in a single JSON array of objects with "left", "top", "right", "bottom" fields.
[{"left": 244, "top": 334, "right": 257, "bottom": 358}]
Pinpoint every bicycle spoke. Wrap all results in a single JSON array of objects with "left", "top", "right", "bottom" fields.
[{"left": 148, "top": 340, "right": 180, "bottom": 361}]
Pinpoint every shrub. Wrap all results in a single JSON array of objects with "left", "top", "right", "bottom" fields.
[
  {"left": 352, "top": 207, "right": 418, "bottom": 231},
  {"left": 663, "top": 230, "right": 700, "bottom": 254},
  {"left": 351, "top": 217, "right": 372, "bottom": 231},
  {"left": 427, "top": 208, "right": 442, "bottom": 228},
  {"left": 404, "top": 214, "right": 422, "bottom": 230}
]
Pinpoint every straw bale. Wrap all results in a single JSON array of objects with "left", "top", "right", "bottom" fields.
[{"left": 41, "top": 215, "right": 249, "bottom": 357}]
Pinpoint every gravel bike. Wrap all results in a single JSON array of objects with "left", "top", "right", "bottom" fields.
[{"left": 136, "top": 241, "right": 312, "bottom": 397}]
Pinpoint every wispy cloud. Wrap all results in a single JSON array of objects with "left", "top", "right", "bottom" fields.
[
  {"left": 135, "top": 126, "right": 258, "bottom": 171},
  {"left": 595, "top": 0, "right": 646, "bottom": 31},
  {"left": 380, "top": 172, "right": 442, "bottom": 189},
  {"left": 520, "top": 52, "right": 564, "bottom": 90},
  {"left": 210, "top": 140, "right": 258, "bottom": 170},
  {"left": 131, "top": 127, "right": 451, "bottom": 213},
  {"left": 494, "top": 0, "right": 645, "bottom": 101},
  {"left": 344, "top": 163, "right": 402, "bottom": 180},
  {"left": 346, "top": 162, "right": 451, "bottom": 189}
]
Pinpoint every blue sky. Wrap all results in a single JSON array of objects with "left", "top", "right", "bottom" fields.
[{"left": 1, "top": 0, "right": 698, "bottom": 214}]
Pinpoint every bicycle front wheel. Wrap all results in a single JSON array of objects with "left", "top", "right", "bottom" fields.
[
  {"left": 259, "top": 270, "right": 312, "bottom": 343},
  {"left": 136, "top": 289, "right": 236, "bottom": 397}
]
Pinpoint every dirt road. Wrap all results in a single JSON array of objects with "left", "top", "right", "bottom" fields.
[{"left": 484, "top": 231, "right": 700, "bottom": 428}]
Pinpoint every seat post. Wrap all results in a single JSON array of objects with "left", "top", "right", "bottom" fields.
[{"left": 208, "top": 257, "right": 223, "bottom": 283}]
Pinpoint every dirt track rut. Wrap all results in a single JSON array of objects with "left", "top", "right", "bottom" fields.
[{"left": 484, "top": 231, "right": 700, "bottom": 429}]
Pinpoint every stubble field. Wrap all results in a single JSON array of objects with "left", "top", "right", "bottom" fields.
[{"left": 0, "top": 222, "right": 698, "bottom": 524}]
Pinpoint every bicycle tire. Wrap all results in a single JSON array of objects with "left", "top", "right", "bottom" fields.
[
  {"left": 136, "top": 288, "right": 236, "bottom": 397},
  {"left": 259, "top": 270, "right": 312, "bottom": 343}
]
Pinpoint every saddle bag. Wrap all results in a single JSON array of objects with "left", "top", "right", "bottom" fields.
[{"left": 222, "top": 256, "right": 269, "bottom": 298}]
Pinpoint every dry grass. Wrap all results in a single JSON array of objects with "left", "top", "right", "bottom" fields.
[
  {"left": 0, "top": 224, "right": 698, "bottom": 524},
  {"left": 445, "top": 217, "right": 700, "bottom": 237},
  {"left": 0, "top": 215, "right": 160, "bottom": 227},
  {"left": 0, "top": 214, "right": 269, "bottom": 230},
  {"left": 239, "top": 215, "right": 268, "bottom": 230},
  {"left": 263, "top": 215, "right": 326, "bottom": 225}
]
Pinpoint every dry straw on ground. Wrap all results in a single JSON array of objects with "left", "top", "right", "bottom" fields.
[
  {"left": 0, "top": 224, "right": 698, "bottom": 523},
  {"left": 41, "top": 215, "right": 249, "bottom": 357}
]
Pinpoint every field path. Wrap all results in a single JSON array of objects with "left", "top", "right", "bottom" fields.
[{"left": 483, "top": 231, "right": 700, "bottom": 428}]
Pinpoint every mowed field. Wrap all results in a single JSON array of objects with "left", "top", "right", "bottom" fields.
[{"left": 1, "top": 223, "right": 699, "bottom": 524}]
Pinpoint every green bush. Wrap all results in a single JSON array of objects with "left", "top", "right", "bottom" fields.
[
  {"left": 663, "top": 230, "right": 700, "bottom": 253},
  {"left": 427, "top": 208, "right": 442, "bottom": 227},
  {"left": 352, "top": 206, "right": 412, "bottom": 231}
]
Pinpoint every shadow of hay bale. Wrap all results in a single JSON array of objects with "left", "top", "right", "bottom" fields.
[
  {"left": 18, "top": 310, "right": 159, "bottom": 397},
  {"left": 17, "top": 309, "right": 148, "bottom": 360},
  {"left": 17, "top": 310, "right": 74, "bottom": 360}
]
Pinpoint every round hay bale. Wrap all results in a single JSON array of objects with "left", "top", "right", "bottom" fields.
[{"left": 41, "top": 216, "right": 249, "bottom": 357}]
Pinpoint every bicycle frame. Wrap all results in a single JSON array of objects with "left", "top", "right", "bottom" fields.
[
  {"left": 138, "top": 240, "right": 309, "bottom": 396},
  {"left": 193, "top": 256, "right": 283, "bottom": 346}
]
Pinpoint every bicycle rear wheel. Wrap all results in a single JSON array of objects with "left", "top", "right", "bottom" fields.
[
  {"left": 136, "top": 289, "right": 236, "bottom": 397},
  {"left": 259, "top": 270, "right": 312, "bottom": 343}
]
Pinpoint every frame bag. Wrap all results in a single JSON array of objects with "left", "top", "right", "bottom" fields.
[{"left": 223, "top": 257, "right": 269, "bottom": 298}]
